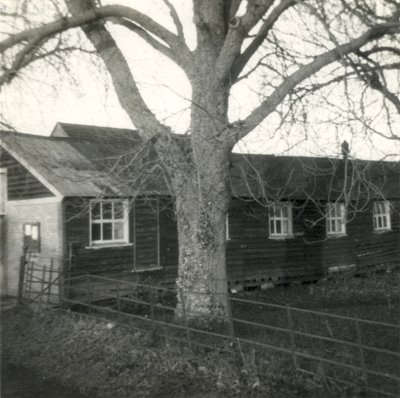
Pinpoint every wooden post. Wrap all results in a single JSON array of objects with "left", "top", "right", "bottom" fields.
[
  {"left": 116, "top": 280, "right": 121, "bottom": 320},
  {"left": 48, "top": 259, "right": 54, "bottom": 303},
  {"left": 87, "top": 275, "right": 94, "bottom": 313},
  {"left": 63, "top": 243, "right": 73, "bottom": 303},
  {"left": 38, "top": 265, "right": 47, "bottom": 309},
  {"left": 59, "top": 258, "right": 65, "bottom": 306},
  {"left": 178, "top": 288, "right": 192, "bottom": 348},
  {"left": 25, "top": 253, "right": 34, "bottom": 297},
  {"left": 355, "top": 320, "right": 368, "bottom": 390},
  {"left": 226, "top": 295, "right": 237, "bottom": 347},
  {"left": 17, "top": 255, "right": 26, "bottom": 302},
  {"left": 0, "top": 169, "right": 7, "bottom": 296},
  {"left": 286, "top": 304, "right": 298, "bottom": 369},
  {"left": 149, "top": 286, "right": 155, "bottom": 331}
]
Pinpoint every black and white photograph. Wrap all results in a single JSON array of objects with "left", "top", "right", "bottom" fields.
[{"left": 1, "top": 1, "right": 399, "bottom": 397}]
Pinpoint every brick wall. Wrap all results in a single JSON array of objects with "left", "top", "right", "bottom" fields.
[{"left": 2, "top": 198, "right": 63, "bottom": 296}]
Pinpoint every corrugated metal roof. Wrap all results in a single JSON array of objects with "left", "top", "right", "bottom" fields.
[
  {"left": 229, "top": 153, "right": 400, "bottom": 200},
  {"left": 1, "top": 124, "right": 399, "bottom": 200},
  {"left": 0, "top": 131, "right": 154, "bottom": 196}
]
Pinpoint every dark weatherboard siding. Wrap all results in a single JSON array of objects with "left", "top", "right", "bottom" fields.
[
  {"left": 226, "top": 198, "right": 400, "bottom": 285},
  {"left": 226, "top": 199, "right": 326, "bottom": 284},
  {"left": 64, "top": 198, "right": 179, "bottom": 282},
  {"left": 64, "top": 198, "right": 134, "bottom": 276},
  {"left": 64, "top": 196, "right": 399, "bottom": 287},
  {"left": 0, "top": 149, "right": 54, "bottom": 200}
]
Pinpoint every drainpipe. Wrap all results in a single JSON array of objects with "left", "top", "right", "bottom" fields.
[{"left": 0, "top": 168, "right": 7, "bottom": 296}]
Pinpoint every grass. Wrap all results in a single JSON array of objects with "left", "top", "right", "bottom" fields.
[
  {"left": 231, "top": 268, "right": 400, "bottom": 396},
  {"left": 2, "top": 268, "right": 399, "bottom": 397},
  {"left": 2, "top": 306, "right": 335, "bottom": 398}
]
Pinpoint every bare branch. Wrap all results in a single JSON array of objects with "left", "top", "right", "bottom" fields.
[
  {"left": 65, "top": 0, "right": 171, "bottom": 140},
  {"left": 234, "top": 19, "right": 400, "bottom": 141},
  {"left": 0, "top": 3, "right": 193, "bottom": 71},
  {"left": 0, "top": 36, "right": 45, "bottom": 86},
  {"left": 162, "top": 0, "right": 185, "bottom": 40},
  {"left": 361, "top": 46, "right": 400, "bottom": 57},
  {"left": 109, "top": 18, "right": 179, "bottom": 69},
  {"left": 215, "top": 0, "right": 276, "bottom": 80},
  {"left": 231, "top": 0, "right": 296, "bottom": 82}
]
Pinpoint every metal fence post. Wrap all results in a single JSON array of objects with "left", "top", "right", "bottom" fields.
[
  {"left": 355, "top": 319, "right": 368, "bottom": 390},
  {"left": 178, "top": 288, "right": 192, "bottom": 348},
  {"left": 286, "top": 304, "right": 298, "bottom": 369}
]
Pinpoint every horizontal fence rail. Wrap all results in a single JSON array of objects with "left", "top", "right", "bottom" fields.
[{"left": 46, "top": 273, "right": 400, "bottom": 397}]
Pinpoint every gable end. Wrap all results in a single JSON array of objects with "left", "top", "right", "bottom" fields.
[{"left": 0, "top": 148, "right": 55, "bottom": 200}]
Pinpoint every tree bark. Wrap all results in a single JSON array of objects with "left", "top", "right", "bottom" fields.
[
  {"left": 168, "top": 2, "right": 234, "bottom": 319},
  {"left": 173, "top": 148, "right": 231, "bottom": 319}
]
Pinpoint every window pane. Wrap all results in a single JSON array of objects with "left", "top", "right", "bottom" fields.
[
  {"left": 103, "top": 202, "right": 112, "bottom": 219},
  {"left": 276, "top": 220, "right": 282, "bottom": 234},
  {"left": 31, "top": 226, "right": 39, "bottom": 240},
  {"left": 91, "top": 223, "right": 101, "bottom": 241},
  {"left": 103, "top": 222, "right": 112, "bottom": 240},
  {"left": 282, "top": 206, "right": 288, "bottom": 218},
  {"left": 114, "top": 202, "right": 124, "bottom": 219},
  {"left": 382, "top": 217, "right": 387, "bottom": 228},
  {"left": 270, "top": 220, "right": 275, "bottom": 234},
  {"left": 282, "top": 220, "right": 288, "bottom": 234},
  {"left": 114, "top": 222, "right": 124, "bottom": 240},
  {"left": 91, "top": 203, "right": 101, "bottom": 220}
]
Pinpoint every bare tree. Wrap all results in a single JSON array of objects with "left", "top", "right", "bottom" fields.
[{"left": 1, "top": 0, "right": 399, "bottom": 318}]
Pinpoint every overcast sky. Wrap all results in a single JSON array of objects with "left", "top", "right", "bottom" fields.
[{"left": 1, "top": 0, "right": 399, "bottom": 160}]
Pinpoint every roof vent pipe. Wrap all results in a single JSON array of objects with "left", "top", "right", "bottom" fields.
[
  {"left": 0, "top": 168, "right": 7, "bottom": 216},
  {"left": 341, "top": 140, "right": 350, "bottom": 159}
]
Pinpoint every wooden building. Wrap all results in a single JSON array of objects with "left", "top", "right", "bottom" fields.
[{"left": 1, "top": 123, "right": 399, "bottom": 297}]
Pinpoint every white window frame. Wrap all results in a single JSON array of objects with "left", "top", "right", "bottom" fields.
[
  {"left": 89, "top": 199, "right": 129, "bottom": 246},
  {"left": 269, "top": 202, "right": 293, "bottom": 239},
  {"left": 373, "top": 201, "right": 391, "bottom": 232},
  {"left": 326, "top": 203, "right": 346, "bottom": 236}
]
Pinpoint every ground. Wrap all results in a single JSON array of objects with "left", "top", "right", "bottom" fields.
[{"left": 2, "top": 268, "right": 399, "bottom": 397}]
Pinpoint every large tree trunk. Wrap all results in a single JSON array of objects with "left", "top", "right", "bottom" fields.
[
  {"left": 171, "top": 9, "right": 233, "bottom": 317},
  {"left": 170, "top": 49, "right": 231, "bottom": 317},
  {"left": 170, "top": 1, "right": 235, "bottom": 317},
  {"left": 173, "top": 151, "right": 231, "bottom": 319}
]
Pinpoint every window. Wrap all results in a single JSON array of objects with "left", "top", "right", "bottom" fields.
[
  {"left": 269, "top": 203, "right": 293, "bottom": 238},
  {"left": 23, "top": 223, "right": 40, "bottom": 252},
  {"left": 326, "top": 203, "right": 346, "bottom": 236},
  {"left": 90, "top": 200, "right": 129, "bottom": 245},
  {"left": 373, "top": 201, "right": 391, "bottom": 232}
]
